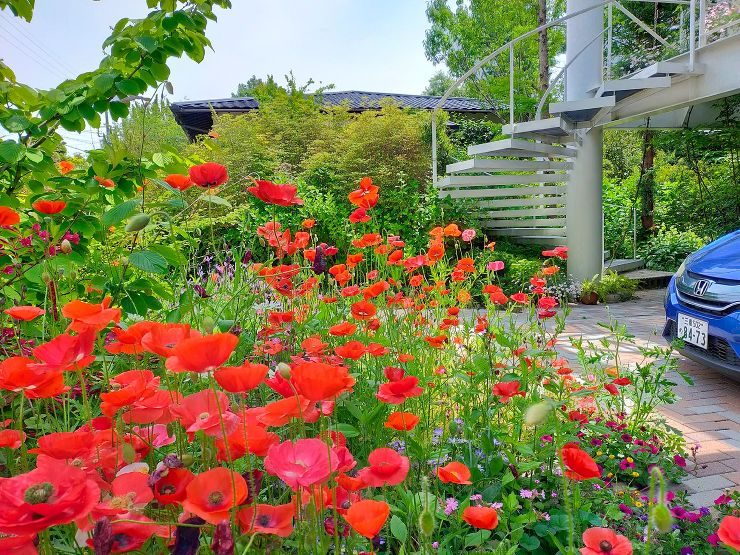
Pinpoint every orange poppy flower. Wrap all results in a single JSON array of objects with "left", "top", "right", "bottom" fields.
[
  {"left": 334, "top": 340, "right": 367, "bottom": 361},
  {"left": 239, "top": 502, "right": 295, "bottom": 537},
  {"left": 164, "top": 174, "right": 193, "bottom": 191},
  {"left": 166, "top": 332, "right": 238, "bottom": 373},
  {"left": 214, "top": 362, "right": 269, "bottom": 393},
  {"left": 462, "top": 506, "right": 498, "bottom": 529},
  {"left": 343, "top": 499, "right": 390, "bottom": 539},
  {"left": 291, "top": 361, "right": 355, "bottom": 401},
  {"left": 384, "top": 411, "right": 420, "bottom": 431},
  {"left": 376, "top": 375, "right": 423, "bottom": 404},
  {"left": 0, "top": 206, "right": 20, "bottom": 227},
  {"left": 257, "top": 395, "right": 313, "bottom": 427},
  {"left": 347, "top": 176, "right": 379, "bottom": 209},
  {"left": 105, "top": 321, "right": 157, "bottom": 354},
  {"left": 336, "top": 473, "right": 367, "bottom": 492},
  {"left": 301, "top": 335, "right": 328, "bottom": 355},
  {"left": 329, "top": 322, "right": 357, "bottom": 336},
  {"left": 94, "top": 176, "right": 115, "bottom": 188},
  {"left": 443, "top": 223, "right": 461, "bottom": 237},
  {"left": 561, "top": 443, "right": 601, "bottom": 480},
  {"left": 61, "top": 297, "right": 121, "bottom": 332},
  {"left": 182, "top": 467, "right": 247, "bottom": 524},
  {"left": 58, "top": 160, "right": 74, "bottom": 174},
  {"left": 362, "top": 280, "right": 389, "bottom": 300},
  {"left": 424, "top": 335, "right": 448, "bottom": 348},
  {"left": 357, "top": 448, "right": 409, "bottom": 487},
  {"left": 32, "top": 200, "right": 67, "bottom": 214},
  {"left": 436, "top": 461, "right": 472, "bottom": 485},
  {"left": 4, "top": 305, "right": 44, "bottom": 321},
  {"left": 351, "top": 300, "right": 377, "bottom": 320},
  {"left": 0, "top": 357, "right": 67, "bottom": 399},
  {"left": 247, "top": 179, "right": 303, "bottom": 206},
  {"left": 140, "top": 323, "right": 200, "bottom": 357}
]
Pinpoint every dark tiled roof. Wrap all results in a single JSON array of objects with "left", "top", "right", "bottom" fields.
[{"left": 170, "top": 92, "right": 494, "bottom": 140}]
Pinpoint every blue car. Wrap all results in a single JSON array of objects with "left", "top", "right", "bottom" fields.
[{"left": 663, "top": 230, "right": 740, "bottom": 378}]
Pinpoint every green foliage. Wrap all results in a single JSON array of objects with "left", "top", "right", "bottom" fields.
[
  {"left": 423, "top": 70, "right": 455, "bottom": 96},
  {"left": 638, "top": 226, "right": 707, "bottom": 272},
  {"left": 107, "top": 96, "right": 188, "bottom": 158},
  {"left": 597, "top": 270, "right": 637, "bottom": 301}
]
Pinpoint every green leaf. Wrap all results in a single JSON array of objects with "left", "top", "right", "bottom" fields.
[
  {"left": 390, "top": 515, "right": 408, "bottom": 544},
  {"left": 329, "top": 423, "right": 359, "bottom": 438},
  {"left": 3, "top": 114, "right": 31, "bottom": 132},
  {"left": 519, "top": 534, "right": 540, "bottom": 551},
  {"left": 102, "top": 198, "right": 142, "bottom": 227},
  {"left": 129, "top": 250, "right": 168, "bottom": 274},
  {"left": 108, "top": 101, "right": 129, "bottom": 121},
  {"left": 464, "top": 530, "right": 491, "bottom": 548},
  {"left": 92, "top": 72, "right": 117, "bottom": 94},
  {"left": 116, "top": 78, "right": 143, "bottom": 97},
  {"left": 198, "top": 194, "right": 232, "bottom": 209},
  {"left": 149, "top": 244, "right": 186, "bottom": 266},
  {"left": 0, "top": 140, "right": 23, "bottom": 163},
  {"left": 135, "top": 36, "right": 158, "bottom": 53}
]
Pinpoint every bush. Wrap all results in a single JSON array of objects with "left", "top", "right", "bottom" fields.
[
  {"left": 597, "top": 270, "right": 637, "bottom": 301},
  {"left": 638, "top": 226, "right": 707, "bottom": 271}
]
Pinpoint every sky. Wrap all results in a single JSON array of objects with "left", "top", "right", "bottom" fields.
[{"left": 0, "top": 0, "right": 440, "bottom": 151}]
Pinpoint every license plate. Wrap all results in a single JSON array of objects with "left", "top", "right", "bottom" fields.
[{"left": 677, "top": 313, "right": 709, "bottom": 349}]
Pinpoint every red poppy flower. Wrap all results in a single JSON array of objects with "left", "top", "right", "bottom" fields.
[
  {"left": 384, "top": 411, "right": 420, "bottom": 431},
  {"left": 182, "top": 467, "right": 247, "bottom": 524},
  {"left": 510, "top": 292, "right": 529, "bottom": 304},
  {"left": 436, "top": 461, "right": 472, "bottom": 485},
  {"left": 0, "top": 356, "right": 67, "bottom": 399},
  {"left": 263, "top": 392, "right": 318, "bottom": 425},
  {"left": 349, "top": 206, "right": 371, "bottom": 223},
  {"left": 580, "top": 527, "right": 633, "bottom": 555},
  {"left": 188, "top": 162, "right": 228, "bottom": 188},
  {"left": 153, "top": 467, "right": 194, "bottom": 506},
  {"left": 462, "top": 506, "right": 498, "bottom": 530},
  {"left": 334, "top": 340, "right": 367, "bottom": 360},
  {"left": 376, "top": 375, "right": 424, "bottom": 404},
  {"left": 170, "top": 390, "right": 239, "bottom": 438},
  {"left": 239, "top": 502, "right": 295, "bottom": 537},
  {"left": 0, "top": 429, "right": 25, "bottom": 449},
  {"left": 718, "top": 516, "right": 740, "bottom": 550},
  {"left": 165, "top": 174, "right": 193, "bottom": 191},
  {"left": 105, "top": 321, "right": 157, "bottom": 355},
  {"left": 141, "top": 323, "right": 200, "bottom": 357},
  {"left": 329, "top": 322, "right": 357, "bottom": 336},
  {"left": 351, "top": 300, "right": 377, "bottom": 320},
  {"left": 384, "top": 367, "right": 405, "bottom": 381},
  {"left": 424, "top": 335, "right": 448, "bottom": 348},
  {"left": 0, "top": 532, "right": 36, "bottom": 554},
  {"left": 291, "top": 361, "right": 355, "bottom": 401},
  {"left": 58, "top": 160, "right": 74, "bottom": 174},
  {"left": 31, "top": 329, "right": 96, "bottom": 373},
  {"left": 357, "top": 448, "right": 409, "bottom": 487},
  {"left": 166, "top": 332, "right": 238, "bottom": 373},
  {"left": 492, "top": 381, "right": 526, "bottom": 403},
  {"left": 561, "top": 443, "right": 601, "bottom": 480},
  {"left": 27, "top": 430, "right": 94, "bottom": 461},
  {"left": 0, "top": 456, "right": 100, "bottom": 535},
  {"left": 343, "top": 499, "right": 389, "bottom": 538},
  {"left": 247, "top": 179, "right": 303, "bottom": 206},
  {"left": 214, "top": 362, "right": 269, "bottom": 393},
  {"left": 99, "top": 369, "right": 159, "bottom": 417},
  {"left": 4, "top": 306, "right": 44, "bottom": 321},
  {"left": 31, "top": 200, "right": 66, "bottom": 215},
  {"left": 348, "top": 177, "right": 379, "bottom": 208},
  {"left": 61, "top": 297, "right": 121, "bottom": 332},
  {"left": 264, "top": 438, "right": 340, "bottom": 489},
  {"left": 94, "top": 176, "right": 115, "bottom": 188},
  {"left": 0, "top": 206, "right": 20, "bottom": 227},
  {"left": 363, "top": 280, "right": 389, "bottom": 299}
]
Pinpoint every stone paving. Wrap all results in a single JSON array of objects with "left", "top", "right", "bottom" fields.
[{"left": 561, "top": 288, "right": 740, "bottom": 507}]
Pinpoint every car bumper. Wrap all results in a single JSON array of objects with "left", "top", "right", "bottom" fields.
[{"left": 663, "top": 276, "right": 740, "bottom": 378}]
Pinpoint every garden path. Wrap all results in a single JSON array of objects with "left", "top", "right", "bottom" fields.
[{"left": 560, "top": 289, "right": 740, "bottom": 508}]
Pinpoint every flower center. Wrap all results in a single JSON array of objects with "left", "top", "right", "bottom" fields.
[
  {"left": 257, "top": 514, "right": 272, "bottom": 527},
  {"left": 24, "top": 482, "right": 54, "bottom": 504},
  {"left": 198, "top": 412, "right": 210, "bottom": 420},
  {"left": 159, "top": 484, "right": 177, "bottom": 495},
  {"left": 208, "top": 491, "right": 225, "bottom": 506},
  {"left": 599, "top": 540, "right": 613, "bottom": 552}
]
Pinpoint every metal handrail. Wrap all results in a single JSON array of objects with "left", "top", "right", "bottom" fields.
[{"left": 431, "top": 0, "right": 704, "bottom": 184}]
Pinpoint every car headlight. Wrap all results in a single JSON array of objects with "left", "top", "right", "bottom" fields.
[{"left": 675, "top": 258, "right": 688, "bottom": 279}]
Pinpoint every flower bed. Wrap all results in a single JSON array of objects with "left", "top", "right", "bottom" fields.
[{"left": 0, "top": 167, "right": 738, "bottom": 555}]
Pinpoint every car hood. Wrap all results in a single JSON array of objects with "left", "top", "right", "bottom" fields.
[{"left": 688, "top": 230, "right": 740, "bottom": 280}]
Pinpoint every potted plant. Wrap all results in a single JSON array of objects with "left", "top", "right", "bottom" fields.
[
  {"left": 579, "top": 276, "right": 600, "bottom": 305},
  {"left": 597, "top": 271, "right": 637, "bottom": 303}
]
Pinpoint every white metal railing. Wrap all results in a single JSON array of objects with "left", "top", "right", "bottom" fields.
[{"left": 430, "top": 0, "right": 723, "bottom": 184}]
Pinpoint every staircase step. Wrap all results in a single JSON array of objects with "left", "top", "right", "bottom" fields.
[
  {"left": 604, "top": 258, "right": 645, "bottom": 273},
  {"left": 468, "top": 138, "right": 578, "bottom": 158},
  {"left": 502, "top": 117, "right": 574, "bottom": 138},
  {"left": 509, "top": 235, "right": 567, "bottom": 247},
  {"left": 549, "top": 96, "right": 616, "bottom": 122},
  {"left": 438, "top": 174, "right": 566, "bottom": 189},
  {"left": 594, "top": 76, "right": 672, "bottom": 101},
  {"left": 483, "top": 217, "right": 566, "bottom": 229},
  {"left": 440, "top": 184, "right": 566, "bottom": 199},
  {"left": 631, "top": 61, "right": 705, "bottom": 79},
  {"left": 446, "top": 158, "right": 573, "bottom": 173},
  {"left": 491, "top": 227, "right": 566, "bottom": 237}
]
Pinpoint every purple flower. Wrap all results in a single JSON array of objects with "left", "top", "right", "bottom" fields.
[
  {"left": 619, "top": 503, "right": 633, "bottom": 515},
  {"left": 679, "top": 548, "right": 693, "bottom": 555},
  {"left": 708, "top": 533, "right": 720, "bottom": 546},
  {"left": 520, "top": 489, "right": 534, "bottom": 499},
  {"left": 674, "top": 454, "right": 687, "bottom": 467},
  {"left": 444, "top": 497, "right": 459, "bottom": 515}
]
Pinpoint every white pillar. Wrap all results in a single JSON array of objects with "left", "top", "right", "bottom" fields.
[{"left": 566, "top": 0, "right": 604, "bottom": 282}]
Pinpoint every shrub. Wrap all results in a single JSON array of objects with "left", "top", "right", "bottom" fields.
[
  {"left": 597, "top": 270, "right": 638, "bottom": 301},
  {"left": 638, "top": 226, "right": 708, "bottom": 271}
]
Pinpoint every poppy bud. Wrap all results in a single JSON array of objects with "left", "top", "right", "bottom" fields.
[
  {"left": 524, "top": 401, "right": 552, "bottom": 426},
  {"left": 242, "top": 250, "right": 252, "bottom": 265},
  {"left": 92, "top": 518, "right": 113, "bottom": 555},
  {"left": 41, "top": 271, "right": 51, "bottom": 284},
  {"left": 202, "top": 316, "right": 215, "bottom": 334},
  {"left": 312, "top": 245, "right": 327, "bottom": 274},
  {"left": 125, "top": 213, "right": 150, "bottom": 232},
  {"left": 277, "top": 362, "right": 291, "bottom": 379},
  {"left": 60, "top": 239, "right": 72, "bottom": 254},
  {"left": 172, "top": 516, "right": 204, "bottom": 555},
  {"left": 652, "top": 504, "right": 673, "bottom": 533},
  {"left": 180, "top": 453, "right": 195, "bottom": 467},
  {"left": 419, "top": 508, "right": 435, "bottom": 537}
]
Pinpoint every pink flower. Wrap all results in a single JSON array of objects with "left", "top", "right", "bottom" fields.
[
  {"left": 487, "top": 261, "right": 504, "bottom": 271},
  {"left": 461, "top": 229, "right": 476, "bottom": 242}
]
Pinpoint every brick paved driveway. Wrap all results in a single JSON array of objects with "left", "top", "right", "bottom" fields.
[{"left": 561, "top": 289, "right": 740, "bottom": 507}]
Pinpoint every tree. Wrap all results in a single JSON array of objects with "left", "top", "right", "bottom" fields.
[
  {"left": 423, "top": 0, "right": 565, "bottom": 121},
  {"left": 423, "top": 70, "right": 455, "bottom": 96},
  {"left": 232, "top": 75, "right": 279, "bottom": 98}
]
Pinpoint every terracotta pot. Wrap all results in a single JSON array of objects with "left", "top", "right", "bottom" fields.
[{"left": 580, "top": 291, "right": 599, "bottom": 305}]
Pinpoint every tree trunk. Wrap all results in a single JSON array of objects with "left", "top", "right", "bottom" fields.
[
  {"left": 639, "top": 129, "right": 656, "bottom": 232},
  {"left": 538, "top": 0, "right": 549, "bottom": 95}
]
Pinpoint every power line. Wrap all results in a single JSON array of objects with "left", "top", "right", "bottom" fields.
[
  {"left": 0, "top": 13, "right": 77, "bottom": 76},
  {"left": 0, "top": 31, "right": 68, "bottom": 81}
]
